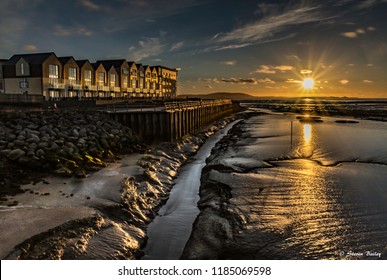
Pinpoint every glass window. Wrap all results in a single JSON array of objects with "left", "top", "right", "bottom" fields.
[
  {"left": 68, "top": 68, "right": 77, "bottom": 80},
  {"left": 110, "top": 73, "right": 116, "bottom": 87},
  {"left": 84, "top": 70, "right": 92, "bottom": 85},
  {"left": 49, "top": 64, "right": 59, "bottom": 78},
  {"left": 21, "top": 63, "right": 25, "bottom": 75},
  {"left": 98, "top": 72, "right": 105, "bottom": 86}
]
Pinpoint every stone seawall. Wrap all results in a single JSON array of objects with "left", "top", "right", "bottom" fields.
[{"left": 0, "top": 110, "right": 140, "bottom": 198}]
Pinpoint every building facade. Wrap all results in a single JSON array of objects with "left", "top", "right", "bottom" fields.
[{"left": 0, "top": 52, "right": 178, "bottom": 101}]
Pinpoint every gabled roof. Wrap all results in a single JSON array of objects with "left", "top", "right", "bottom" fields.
[
  {"left": 91, "top": 62, "right": 106, "bottom": 71},
  {"left": 96, "top": 59, "right": 128, "bottom": 70},
  {"left": 58, "top": 56, "right": 76, "bottom": 65},
  {"left": 75, "top": 59, "right": 91, "bottom": 68},
  {"left": 5, "top": 52, "right": 57, "bottom": 65}
]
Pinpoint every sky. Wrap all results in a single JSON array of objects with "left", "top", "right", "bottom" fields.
[{"left": 1, "top": 0, "right": 387, "bottom": 98}]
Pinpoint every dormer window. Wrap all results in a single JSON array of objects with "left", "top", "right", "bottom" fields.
[{"left": 21, "top": 63, "right": 25, "bottom": 75}]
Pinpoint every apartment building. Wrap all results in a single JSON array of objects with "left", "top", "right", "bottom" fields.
[{"left": 0, "top": 52, "right": 178, "bottom": 101}]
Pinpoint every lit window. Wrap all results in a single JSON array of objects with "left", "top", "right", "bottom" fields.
[
  {"left": 84, "top": 70, "right": 92, "bottom": 85},
  {"left": 49, "top": 64, "right": 59, "bottom": 78}
]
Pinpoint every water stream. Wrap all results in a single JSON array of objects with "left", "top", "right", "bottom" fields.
[{"left": 141, "top": 120, "right": 240, "bottom": 260}]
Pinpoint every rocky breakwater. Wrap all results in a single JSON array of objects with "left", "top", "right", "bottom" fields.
[{"left": 0, "top": 110, "right": 139, "bottom": 198}]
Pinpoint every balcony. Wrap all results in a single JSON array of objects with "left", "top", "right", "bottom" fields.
[
  {"left": 46, "top": 78, "right": 65, "bottom": 89},
  {"left": 97, "top": 85, "right": 109, "bottom": 91},
  {"left": 110, "top": 86, "right": 121, "bottom": 92},
  {"left": 84, "top": 85, "right": 97, "bottom": 91},
  {"left": 127, "top": 88, "right": 133, "bottom": 93},
  {"left": 135, "top": 88, "right": 141, "bottom": 93}
]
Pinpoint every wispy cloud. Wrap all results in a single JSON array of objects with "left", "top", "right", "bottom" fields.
[
  {"left": 254, "top": 65, "right": 294, "bottom": 74},
  {"left": 22, "top": 45, "right": 38, "bottom": 51},
  {"left": 170, "top": 41, "right": 185, "bottom": 51},
  {"left": 363, "top": 79, "right": 374, "bottom": 83},
  {"left": 339, "top": 79, "right": 349, "bottom": 85},
  {"left": 199, "top": 77, "right": 275, "bottom": 85},
  {"left": 53, "top": 25, "right": 93, "bottom": 36},
  {"left": 79, "top": 0, "right": 101, "bottom": 11},
  {"left": 213, "top": 5, "right": 331, "bottom": 49},
  {"left": 128, "top": 37, "right": 166, "bottom": 61},
  {"left": 221, "top": 60, "right": 237, "bottom": 66}
]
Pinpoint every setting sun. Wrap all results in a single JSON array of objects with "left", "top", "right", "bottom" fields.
[{"left": 302, "top": 78, "right": 315, "bottom": 90}]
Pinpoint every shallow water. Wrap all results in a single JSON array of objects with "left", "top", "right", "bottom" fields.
[
  {"left": 142, "top": 121, "right": 240, "bottom": 260},
  {"left": 226, "top": 114, "right": 387, "bottom": 259}
]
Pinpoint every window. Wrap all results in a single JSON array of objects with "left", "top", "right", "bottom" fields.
[
  {"left": 110, "top": 73, "right": 116, "bottom": 87},
  {"left": 122, "top": 75, "right": 128, "bottom": 88},
  {"left": 84, "top": 70, "right": 92, "bottom": 86},
  {"left": 131, "top": 69, "right": 137, "bottom": 76},
  {"left": 131, "top": 78, "right": 137, "bottom": 88},
  {"left": 68, "top": 68, "right": 77, "bottom": 81},
  {"left": 98, "top": 72, "right": 105, "bottom": 86},
  {"left": 20, "top": 78, "right": 29, "bottom": 89},
  {"left": 49, "top": 64, "right": 59, "bottom": 78},
  {"left": 21, "top": 63, "right": 25, "bottom": 75}
]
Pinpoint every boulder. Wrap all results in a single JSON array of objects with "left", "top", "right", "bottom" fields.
[{"left": 7, "top": 149, "right": 26, "bottom": 161}]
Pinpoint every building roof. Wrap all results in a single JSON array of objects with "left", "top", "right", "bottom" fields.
[
  {"left": 75, "top": 59, "right": 91, "bottom": 68},
  {"left": 58, "top": 56, "right": 76, "bottom": 65},
  {"left": 95, "top": 59, "right": 128, "bottom": 70},
  {"left": 5, "top": 52, "right": 57, "bottom": 65}
]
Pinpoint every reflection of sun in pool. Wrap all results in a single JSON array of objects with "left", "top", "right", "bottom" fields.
[
  {"left": 303, "top": 124, "right": 312, "bottom": 143},
  {"left": 302, "top": 78, "right": 314, "bottom": 90}
]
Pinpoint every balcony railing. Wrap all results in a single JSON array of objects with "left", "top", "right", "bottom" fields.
[
  {"left": 47, "top": 78, "right": 65, "bottom": 89},
  {"left": 97, "top": 85, "right": 110, "bottom": 91},
  {"left": 84, "top": 85, "right": 97, "bottom": 91}
]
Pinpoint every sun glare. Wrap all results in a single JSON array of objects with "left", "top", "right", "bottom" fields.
[{"left": 302, "top": 78, "right": 314, "bottom": 90}]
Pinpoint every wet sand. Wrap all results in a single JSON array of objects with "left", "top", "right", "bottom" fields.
[{"left": 182, "top": 111, "right": 387, "bottom": 260}]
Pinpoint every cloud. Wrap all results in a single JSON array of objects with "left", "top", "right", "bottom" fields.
[
  {"left": 255, "top": 65, "right": 276, "bottom": 74},
  {"left": 214, "top": 5, "right": 331, "bottom": 48},
  {"left": 254, "top": 65, "right": 294, "bottom": 74},
  {"left": 286, "top": 79, "right": 301, "bottom": 84},
  {"left": 300, "top": 69, "right": 313, "bottom": 74},
  {"left": 339, "top": 79, "right": 349, "bottom": 85},
  {"left": 257, "top": 78, "right": 275, "bottom": 84},
  {"left": 128, "top": 37, "right": 166, "bottom": 61},
  {"left": 170, "top": 41, "right": 184, "bottom": 51},
  {"left": 53, "top": 25, "right": 93, "bottom": 36},
  {"left": 221, "top": 60, "right": 237, "bottom": 66},
  {"left": 341, "top": 25, "right": 376, "bottom": 39},
  {"left": 274, "top": 65, "right": 293, "bottom": 71},
  {"left": 79, "top": 0, "right": 101, "bottom": 11},
  {"left": 363, "top": 79, "right": 374, "bottom": 83},
  {"left": 22, "top": 45, "right": 38, "bottom": 51},
  {"left": 0, "top": 0, "right": 44, "bottom": 56},
  {"left": 341, "top": 31, "right": 358, "bottom": 38},
  {"left": 200, "top": 77, "right": 275, "bottom": 85}
]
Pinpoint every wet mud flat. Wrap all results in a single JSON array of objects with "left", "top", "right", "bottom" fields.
[
  {"left": 182, "top": 111, "right": 387, "bottom": 260},
  {"left": 0, "top": 116, "right": 237, "bottom": 259}
]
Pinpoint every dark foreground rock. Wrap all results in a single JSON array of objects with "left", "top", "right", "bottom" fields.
[{"left": 0, "top": 110, "right": 141, "bottom": 200}]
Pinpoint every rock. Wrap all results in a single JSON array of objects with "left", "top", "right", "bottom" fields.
[
  {"left": 72, "top": 129, "right": 79, "bottom": 138},
  {"left": 54, "top": 166, "right": 73, "bottom": 177},
  {"left": 14, "top": 140, "right": 25, "bottom": 147},
  {"left": 79, "top": 128, "right": 87, "bottom": 137},
  {"left": 0, "top": 149, "right": 11, "bottom": 157},
  {"left": 7, "top": 149, "right": 25, "bottom": 161},
  {"left": 36, "top": 149, "right": 45, "bottom": 158}
]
